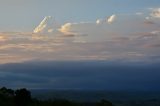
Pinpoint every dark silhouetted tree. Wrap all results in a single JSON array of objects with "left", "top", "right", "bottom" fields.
[
  {"left": 15, "top": 88, "right": 31, "bottom": 106},
  {"left": 0, "top": 87, "right": 114, "bottom": 106},
  {"left": 0, "top": 87, "right": 15, "bottom": 106},
  {"left": 0, "top": 87, "right": 14, "bottom": 97}
]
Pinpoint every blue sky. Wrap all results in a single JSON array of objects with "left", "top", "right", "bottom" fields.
[{"left": 0, "top": 0, "right": 159, "bottom": 31}]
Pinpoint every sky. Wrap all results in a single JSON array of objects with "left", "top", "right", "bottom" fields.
[
  {"left": 0, "top": 0, "right": 159, "bottom": 31},
  {"left": 0, "top": 0, "right": 160, "bottom": 89}
]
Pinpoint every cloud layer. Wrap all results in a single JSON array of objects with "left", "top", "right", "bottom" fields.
[{"left": 0, "top": 8, "right": 160, "bottom": 64}]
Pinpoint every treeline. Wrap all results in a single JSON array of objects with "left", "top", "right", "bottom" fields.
[{"left": 0, "top": 87, "right": 113, "bottom": 106}]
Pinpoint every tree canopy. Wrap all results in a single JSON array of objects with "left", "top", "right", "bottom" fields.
[{"left": 0, "top": 87, "right": 113, "bottom": 106}]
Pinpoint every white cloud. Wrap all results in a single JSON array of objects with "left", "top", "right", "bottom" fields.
[
  {"left": 96, "top": 19, "right": 102, "bottom": 24},
  {"left": 150, "top": 8, "right": 160, "bottom": 18},
  {"left": 96, "top": 14, "right": 117, "bottom": 24},
  {"left": 107, "top": 14, "right": 116, "bottom": 24},
  {"left": 96, "top": 19, "right": 105, "bottom": 24},
  {"left": 33, "top": 16, "right": 53, "bottom": 33},
  {"left": 59, "top": 23, "right": 74, "bottom": 35}
]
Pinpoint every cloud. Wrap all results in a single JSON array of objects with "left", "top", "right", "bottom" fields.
[
  {"left": 59, "top": 14, "right": 117, "bottom": 42},
  {"left": 107, "top": 14, "right": 116, "bottom": 24},
  {"left": 150, "top": 8, "right": 160, "bottom": 18},
  {"left": 33, "top": 15, "right": 117, "bottom": 42},
  {"left": 0, "top": 35, "right": 8, "bottom": 41},
  {"left": 59, "top": 22, "right": 108, "bottom": 42},
  {"left": 96, "top": 18, "right": 106, "bottom": 24},
  {"left": 96, "top": 14, "right": 116, "bottom": 24},
  {"left": 1, "top": 10, "right": 160, "bottom": 64},
  {"left": 33, "top": 16, "right": 53, "bottom": 33},
  {"left": 96, "top": 19, "right": 103, "bottom": 24},
  {"left": 136, "top": 30, "right": 160, "bottom": 40},
  {"left": 59, "top": 23, "right": 76, "bottom": 35}
]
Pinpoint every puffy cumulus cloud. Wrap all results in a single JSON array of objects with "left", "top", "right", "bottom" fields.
[
  {"left": 150, "top": 8, "right": 160, "bottom": 18},
  {"left": 59, "top": 23, "right": 76, "bottom": 35},
  {"left": 107, "top": 14, "right": 116, "bottom": 24}
]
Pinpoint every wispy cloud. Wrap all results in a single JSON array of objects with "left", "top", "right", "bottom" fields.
[{"left": 34, "top": 16, "right": 53, "bottom": 33}]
